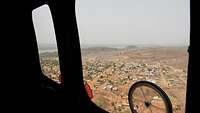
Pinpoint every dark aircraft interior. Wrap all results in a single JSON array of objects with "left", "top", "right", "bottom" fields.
[{"left": 1, "top": 0, "right": 196, "bottom": 113}]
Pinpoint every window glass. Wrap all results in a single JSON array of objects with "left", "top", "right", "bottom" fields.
[
  {"left": 32, "top": 5, "right": 61, "bottom": 83},
  {"left": 76, "top": 0, "right": 190, "bottom": 112}
]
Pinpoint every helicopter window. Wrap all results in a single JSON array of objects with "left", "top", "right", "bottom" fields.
[
  {"left": 32, "top": 4, "right": 61, "bottom": 84},
  {"left": 76, "top": 0, "right": 189, "bottom": 113}
]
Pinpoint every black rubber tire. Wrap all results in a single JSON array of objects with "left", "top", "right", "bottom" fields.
[{"left": 128, "top": 81, "right": 173, "bottom": 113}]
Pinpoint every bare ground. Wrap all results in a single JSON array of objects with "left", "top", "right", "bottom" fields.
[{"left": 40, "top": 46, "right": 188, "bottom": 113}]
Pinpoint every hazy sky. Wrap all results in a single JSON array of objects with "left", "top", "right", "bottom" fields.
[
  {"left": 76, "top": 0, "right": 190, "bottom": 46},
  {"left": 32, "top": 0, "right": 190, "bottom": 47}
]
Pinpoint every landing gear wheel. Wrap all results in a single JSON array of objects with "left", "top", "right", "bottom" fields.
[{"left": 128, "top": 81, "right": 173, "bottom": 113}]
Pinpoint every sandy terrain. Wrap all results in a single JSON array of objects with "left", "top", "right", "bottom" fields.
[{"left": 40, "top": 46, "right": 188, "bottom": 113}]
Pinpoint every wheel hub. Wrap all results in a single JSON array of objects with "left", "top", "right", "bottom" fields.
[{"left": 144, "top": 101, "right": 151, "bottom": 107}]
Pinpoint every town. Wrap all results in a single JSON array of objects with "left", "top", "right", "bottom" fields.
[{"left": 40, "top": 46, "right": 188, "bottom": 113}]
